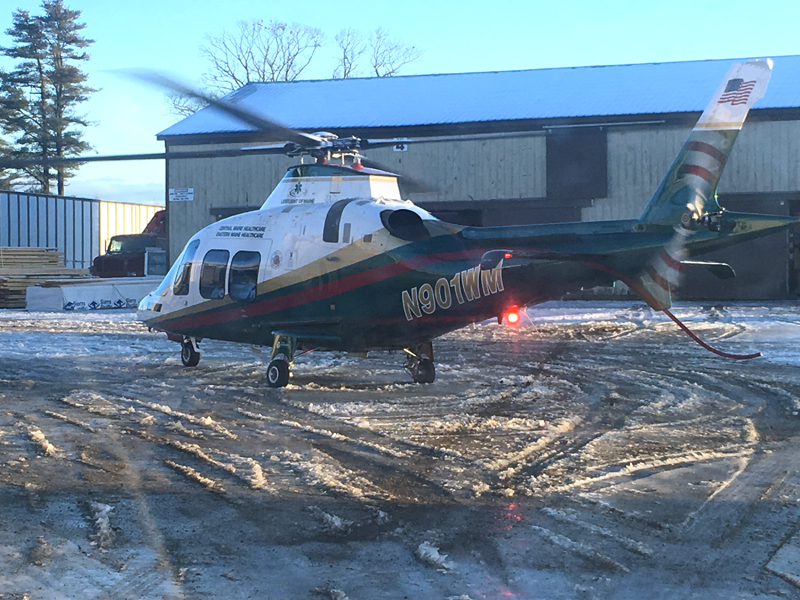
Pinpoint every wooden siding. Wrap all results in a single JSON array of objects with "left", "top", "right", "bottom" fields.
[
  {"left": 719, "top": 120, "right": 800, "bottom": 193},
  {"left": 166, "top": 120, "right": 800, "bottom": 258},
  {"left": 166, "top": 136, "right": 548, "bottom": 257},
  {"left": 583, "top": 120, "right": 800, "bottom": 222},
  {"left": 583, "top": 125, "right": 690, "bottom": 221},
  {"left": 166, "top": 143, "right": 295, "bottom": 258},
  {"left": 366, "top": 134, "right": 546, "bottom": 203}
]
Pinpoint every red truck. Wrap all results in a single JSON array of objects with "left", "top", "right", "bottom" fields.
[{"left": 90, "top": 210, "right": 167, "bottom": 278}]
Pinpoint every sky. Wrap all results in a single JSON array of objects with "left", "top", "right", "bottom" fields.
[{"left": 1, "top": 0, "right": 799, "bottom": 204}]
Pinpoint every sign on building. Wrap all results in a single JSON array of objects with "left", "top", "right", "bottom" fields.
[{"left": 169, "top": 188, "right": 194, "bottom": 202}]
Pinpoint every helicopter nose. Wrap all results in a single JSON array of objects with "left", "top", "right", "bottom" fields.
[{"left": 136, "top": 292, "right": 162, "bottom": 323}]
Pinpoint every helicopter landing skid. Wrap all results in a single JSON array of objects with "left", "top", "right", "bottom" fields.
[{"left": 403, "top": 342, "right": 436, "bottom": 384}]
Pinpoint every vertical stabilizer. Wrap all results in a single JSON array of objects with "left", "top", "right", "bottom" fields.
[{"left": 638, "top": 59, "right": 773, "bottom": 225}]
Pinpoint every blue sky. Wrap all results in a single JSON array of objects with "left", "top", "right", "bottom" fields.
[{"left": 1, "top": 0, "right": 799, "bottom": 203}]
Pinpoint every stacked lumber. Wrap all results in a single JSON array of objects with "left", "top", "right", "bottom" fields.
[{"left": 0, "top": 247, "right": 89, "bottom": 308}]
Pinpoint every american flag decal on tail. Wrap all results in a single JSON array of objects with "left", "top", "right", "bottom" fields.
[{"left": 718, "top": 78, "right": 756, "bottom": 105}]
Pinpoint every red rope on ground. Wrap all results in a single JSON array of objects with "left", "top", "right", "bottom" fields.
[
  {"left": 661, "top": 307, "right": 762, "bottom": 360},
  {"left": 580, "top": 260, "right": 763, "bottom": 360}
]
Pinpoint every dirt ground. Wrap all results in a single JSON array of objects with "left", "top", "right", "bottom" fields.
[{"left": 1, "top": 302, "right": 800, "bottom": 599}]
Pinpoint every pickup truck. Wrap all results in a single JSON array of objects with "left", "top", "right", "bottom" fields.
[{"left": 89, "top": 210, "right": 167, "bottom": 278}]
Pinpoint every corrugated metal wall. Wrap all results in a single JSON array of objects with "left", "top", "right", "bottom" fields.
[
  {"left": 0, "top": 191, "right": 98, "bottom": 268},
  {"left": 0, "top": 191, "right": 164, "bottom": 268},
  {"left": 98, "top": 201, "right": 164, "bottom": 256}
]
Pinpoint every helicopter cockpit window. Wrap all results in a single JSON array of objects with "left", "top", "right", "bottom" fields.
[
  {"left": 200, "top": 250, "right": 230, "bottom": 300},
  {"left": 229, "top": 251, "right": 260, "bottom": 301},
  {"left": 173, "top": 239, "right": 200, "bottom": 296}
]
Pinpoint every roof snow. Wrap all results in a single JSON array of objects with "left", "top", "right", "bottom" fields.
[{"left": 158, "top": 55, "right": 800, "bottom": 138}]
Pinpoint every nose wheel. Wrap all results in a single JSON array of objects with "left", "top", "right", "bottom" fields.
[
  {"left": 404, "top": 342, "right": 436, "bottom": 384},
  {"left": 181, "top": 337, "right": 200, "bottom": 367}
]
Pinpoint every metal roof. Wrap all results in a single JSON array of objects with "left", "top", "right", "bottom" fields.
[{"left": 158, "top": 55, "right": 800, "bottom": 139}]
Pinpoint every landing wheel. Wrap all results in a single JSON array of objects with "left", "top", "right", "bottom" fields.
[
  {"left": 181, "top": 339, "right": 200, "bottom": 367},
  {"left": 267, "top": 359, "right": 290, "bottom": 388},
  {"left": 414, "top": 358, "right": 436, "bottom": 384}
]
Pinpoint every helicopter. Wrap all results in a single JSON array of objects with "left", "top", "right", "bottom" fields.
[{"left": 3, "top": 59, "right": 797, "bottom": 387}]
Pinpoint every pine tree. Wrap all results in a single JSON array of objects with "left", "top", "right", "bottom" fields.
[{"left": 0, "top": 0, "right": 94, "bottom": 194}]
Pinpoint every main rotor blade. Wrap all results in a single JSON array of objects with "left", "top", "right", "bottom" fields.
[
  {"left": 128, "top": 70, "right": 323, "bottom": 147},
  {"left": 0, "top": 145, "right": 294, "bottom": 168},
  {"left": 361, "top": 130, "right": 547, "bottom": 150}
]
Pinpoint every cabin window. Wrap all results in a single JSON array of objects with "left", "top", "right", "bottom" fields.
[
  {"left": 200, "top": 249, "right": 230, "bottom": 299},
  {"left": 229, "top": 251, "right": 260, "bottom": 301},
  {"left": 173, "top": 239, "right": 200, "bottom": 296}
]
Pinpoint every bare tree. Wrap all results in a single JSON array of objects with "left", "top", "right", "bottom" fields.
[
  {"left": 369, "top": 28, "right": 422, "bottom": 77},
  {"left": 332, "top": 27, "right": 422, "bottom": 79},
  {"left": 332, "top": 28, "right": 366, "bottom": 79},
  {"left": 201, "top": 19, "right": 324, "bottom": 93},
  {"left": 166, "top": 92, "right": 211, "bottom": 118}
]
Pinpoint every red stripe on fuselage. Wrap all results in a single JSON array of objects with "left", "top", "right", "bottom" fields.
[{"left": 160, "top": 248, "right": 484, "bottom": 331}]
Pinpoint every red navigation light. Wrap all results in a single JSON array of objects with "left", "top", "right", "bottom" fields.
[
  {"left": 506, "top": 305, "right": 521, "bottom": 325},
  {"left": 504, "top": 252, "right": 513, "bottom": 259}
]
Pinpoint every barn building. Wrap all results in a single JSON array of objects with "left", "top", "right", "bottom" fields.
[{"left": 158, "top": 56, "right": 800, "bottom": 300}]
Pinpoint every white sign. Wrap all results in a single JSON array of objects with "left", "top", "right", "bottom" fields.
[{"left": 169, "top": 188, "right": 194, "bottom": 202}]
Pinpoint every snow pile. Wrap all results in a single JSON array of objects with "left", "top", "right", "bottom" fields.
[
  {"left": 26, "top": 424, "right": 62, "bottom": 458},
  {"left": 531, "top": 524, "right": 629, "bottom": 573},
  {"left": 166, "top": 420, "right": 206, "bottom": 439},
  {"left": 59, "top": 391, "right": 121, "bottom": 416},
  {"left": 542, "top": 508, "right": 652, "bottom": 556},
  {"left": 165, "top": 459, "right": 225, "bottom": 492},
  {"left": 88, "top": 502, "right": 115, "bottom": 550},
  {"left": 166, "top": 439, "right": 270, "bottom": 490},
  {"left": 29, "top": 536, "right": 57, "bottom": 566},
  {"left": 415, "top": 541, "right": 455, "bottom": 572},
  {"left": 311, "top": 583, "right": 350, "bottom": 599},
  {"left": 42, "top": 410, "right": 97, "bottom": 433},
  {"left": 308, "top": 506, "right": 354, "bottom": 534},
  {"left": 485, "top": 416, "right": 582, "bottom": 474},
  {"left": 133, "top": 400, "right": 238, "bottom": 439},
  {"left": 278, "top": 449, "right": 387, "bottom": 499}
]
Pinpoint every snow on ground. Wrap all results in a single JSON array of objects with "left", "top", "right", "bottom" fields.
[{"left": 1, "top": 301, "right": 800, "bottom": 599}]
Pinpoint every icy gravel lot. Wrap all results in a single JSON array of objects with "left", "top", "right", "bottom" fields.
[{"left": 2, "top": 302, "right": 800, "bottom": 599}]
